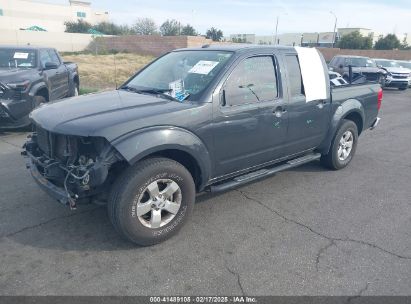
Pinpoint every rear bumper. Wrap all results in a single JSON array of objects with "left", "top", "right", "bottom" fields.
[{"left": 370, "top": 117, "right": 381, "bottom": 130}]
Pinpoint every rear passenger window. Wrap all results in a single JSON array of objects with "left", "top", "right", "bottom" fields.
[
  {"left": 224, "top": 56, "right": 278, "bottom": 106},
  {"left": 285, "top": 55, "right": 305, "bottom": 97}
]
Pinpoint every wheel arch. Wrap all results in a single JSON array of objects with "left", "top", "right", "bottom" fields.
[
  {"left": 30, "top": 83, "right": 49, "bottom": 101},
  {"left": 317, "top": 99, "right": 364, "bottom": 155},
  {"left": 111, "top": 127, "right": 212, "bottom": 191}
]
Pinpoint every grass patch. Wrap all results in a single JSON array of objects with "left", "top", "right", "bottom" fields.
[
  {"left": 62, "top": 53, "right": 155, "bottom": 90},
  {"left": 79, "top": 87, "right": 99, "bottom": 95}
]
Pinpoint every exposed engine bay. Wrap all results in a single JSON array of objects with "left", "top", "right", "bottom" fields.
[{"left": 23, "top": 125, "right": 124, "bottom": 209}]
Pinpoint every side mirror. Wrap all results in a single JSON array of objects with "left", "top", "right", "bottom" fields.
[
  {"left": 377, "top": 65, "right": 383, "bottom": 69},
  {"left": 339, "top": 64, "right": 344, "bottom": 69},
  {"left": 44, "top": 62, "right": 58, "bottom": 70}
]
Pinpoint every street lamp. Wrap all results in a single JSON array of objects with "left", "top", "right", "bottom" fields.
[
  {"left": 274, "top": 16, "right": 279, "bottom": 45},
  {"left": 274, "top": 13, "right": 288, "bottom": 45},
  {"left": 330, "top": 11, "right": 337, "bottom": 48}
]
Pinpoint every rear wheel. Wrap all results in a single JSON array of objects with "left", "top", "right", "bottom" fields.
[
  {"left": 108, "top": 157, "right": 195, "bottom": 246},
  {"left": 321, "top": 119, "right": 358, "bottom": 170},
  {"left": 398, "top": 87, "right": 407, "bottom": 91}
]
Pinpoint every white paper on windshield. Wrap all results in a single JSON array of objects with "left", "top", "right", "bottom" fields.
[
  {"left": 188, "top": 61, "right": 219, "bottom": 75},
  {"left": 294, "top": 47, "right": 327, "bottom": 102},
  {"left": 14, "top": 52, "right": 29, "bottom": 59}
]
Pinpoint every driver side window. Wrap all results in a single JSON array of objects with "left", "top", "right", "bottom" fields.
[
  {"left": 224, "top": 56, "right": 278, "bottom": 107},
  {"left": 39, "top": 50, "right": 52, "bottom": 69}
]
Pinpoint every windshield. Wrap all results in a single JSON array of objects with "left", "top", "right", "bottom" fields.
[
  {"left": 375, "top": 60, "right": 400, "bottom": 68},
  {"left": 398, "top": 61, "right": 411, "bottom": 69},
  {"left": 0, "top": 49, "right": 37, "bottom": 69},
  {"left": 348, "top": 58, "right": 376, "bottom": 67},
  {"left": 124, "top": 50, "right": 233, "bottom": 100}
]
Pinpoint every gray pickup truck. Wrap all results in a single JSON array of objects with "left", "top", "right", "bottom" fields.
[
  {"left": 23, "top": 45, "right": 382, "bottom": 246},
  {"left": 0, "top": 46, "right": 79, "bottom": 128}
]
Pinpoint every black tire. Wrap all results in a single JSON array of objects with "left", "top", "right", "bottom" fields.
[
  {"left": 398, "top": 87, "right": 407, "bottom": 91},
  {"left": 33, "top": 95, "right": 46, "bottom": 109},
  {"left": 69, "top": 81, "right": 79, "bottom": 97},
  {"left": 108, "top": 157, "right": 196, "bottom": 246},
  {"left": 321, "top": 119, "right": 358, "bottom": 170}
]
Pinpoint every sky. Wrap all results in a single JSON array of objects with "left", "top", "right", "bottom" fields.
[{"left": 46, "top": 0, "right": 411, "bottom": 36}]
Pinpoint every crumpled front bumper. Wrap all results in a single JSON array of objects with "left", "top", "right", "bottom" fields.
[
  {"left": 0, "top": 97, "right": 33, "bottom": 128},
  {"left": 25, "top": 156, "right": 70, "bottom": 206}
]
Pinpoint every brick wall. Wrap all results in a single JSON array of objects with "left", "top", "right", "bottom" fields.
[
  {"left": 97, "top": 35, "right": 216, "bottom": 56},
  {"left": 318, "top": 48, "right": 411, "bottom": 61}
]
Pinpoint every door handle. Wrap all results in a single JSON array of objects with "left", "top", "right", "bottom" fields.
[{"left": 274, "top": 106, "right": 287, "bottom": 117}]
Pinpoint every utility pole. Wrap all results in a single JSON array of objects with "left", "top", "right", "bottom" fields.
[
  {"left": 330, "top": 11, "right": 337, "bottom": 48},
  {"left": 274, "top": 16, "right": 279, "bottom": 45}
]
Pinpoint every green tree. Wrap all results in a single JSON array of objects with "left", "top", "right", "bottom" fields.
[
  {"left": 133, "top": 18, "right": 158, "bottom": 35},
  {"left": 64, "top": 19, "right": 92, "bottom": 33},
  {"left": 180, "top": 24, "right": 197, "bottom": 36},
  {"left": 374, "top": 34, "right": 401, "bottom": 50},
  {"left": 160, "top": 19, "right": 181, "bottom": 36},
  {"left": 93, "top": 22, "right": 123, "bottom": 35},
  {"left": 337, "top": 31, "right": 372, "bottom": 49},
  {"left": 206, "top": 27, "right": 224, "bottom": 42}
]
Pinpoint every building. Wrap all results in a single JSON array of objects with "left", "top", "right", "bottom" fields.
[
  {"left": 0, "top": 0, "right": 109, "bottom": 33},
  {"left": 337, "top": 28, "right": 382, "bottom": 44}
]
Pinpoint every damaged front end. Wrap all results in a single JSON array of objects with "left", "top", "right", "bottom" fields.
[{"left": 22, "top": 125, "right": 124, "bottom": 209}]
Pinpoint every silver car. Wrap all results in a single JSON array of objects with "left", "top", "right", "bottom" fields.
[{"left": 374, "top": 59, "right": 411, "bottom": 90}]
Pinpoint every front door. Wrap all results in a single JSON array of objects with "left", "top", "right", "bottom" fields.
[
  {"left": 48, "top": 49, "right": 69, "bottom": 98},
  {"left": 39, "top": 49, "right": 59, "bottom": 100},
  {"left": 212, "top": 55, "right": 289, "bottom": 177}
]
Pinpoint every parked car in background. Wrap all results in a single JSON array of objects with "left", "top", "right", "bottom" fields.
[
  {"left": 374, "top": 59, "right": 411, "bottom": 90},
  {"left": 328, "top": 55, "right": 386, "bottom": 84},
  {"left": 329, "top": 71, "right": 348, "bottom": 86},
  {"left": 0, "top": 45, "right": 79, "bottom": 129},
  {"left": 397, "top": 61, "right": 411, "bottom": 87},
  {"left": 23, "top": 45, "right": 382, "bottom": 246}
]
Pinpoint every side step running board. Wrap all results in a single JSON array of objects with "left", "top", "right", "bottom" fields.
[{"left": 210, "top": 153, "right": 321, "bottom": 193}]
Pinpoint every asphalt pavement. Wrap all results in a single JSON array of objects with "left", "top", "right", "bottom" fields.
[{"left": 0, "top": 89, "right": 410, "bottom": 296}]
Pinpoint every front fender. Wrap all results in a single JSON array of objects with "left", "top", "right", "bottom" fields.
[
  {"left": 111, "top": 126, "right": 212, "bottom": 190},
  {"left": 29, "top": 82, "right": 48, "bottom": 98},
  {"left": 318, "top": 99, "right": 365, "bottom": 154}
]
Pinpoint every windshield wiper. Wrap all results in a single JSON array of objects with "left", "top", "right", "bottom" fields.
[{"left": 121, "top": 86, "right": 180, "bottom": 101}]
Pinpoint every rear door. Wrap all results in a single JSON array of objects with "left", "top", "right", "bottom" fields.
[
  {"left": 283, "top": 54, "right": 330, "bottom": 155},
  {"left": 212, "top": 54, "right": 289, "bottom": 177}
]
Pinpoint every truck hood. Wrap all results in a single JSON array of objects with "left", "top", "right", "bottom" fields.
[
  {"left": 383, "top": 67, "right": 411, "bottom": 74},
  {"left": 0, "top": 68, "right": 38, "bottom": 84},
  {"left": 30, "top": 90, "right": 199, "bottom": 140}
]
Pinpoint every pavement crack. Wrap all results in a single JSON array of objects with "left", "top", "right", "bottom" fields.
[
  {"left": 315, "top": 240, "right": 336, "bottom": 271},
  {"left": 347, "top": 282, "right": 370, "bottom": 302},
  {"left": 2, "top": 207, "right": 100, "bottom": 239},
  {"left": 237, "top": 190, "right": 411, "bottom": 261},
  {"left": 0, "top": 137, "right": 22, "bottom": 149},
  {"left": 225, "top": 264, "right": 245, "bottom": 296}
]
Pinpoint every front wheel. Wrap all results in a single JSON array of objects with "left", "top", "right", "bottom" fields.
[
  {"left": 108, "top": 157, "right": 195, "bottom": 246},
  {"left": 321, "top": 119, "right": 358, "bottom": 170}
]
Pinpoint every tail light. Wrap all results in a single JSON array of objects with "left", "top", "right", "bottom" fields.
[{"left": 377, "top": 88, "right": 383, "bottom": 111}]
